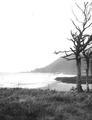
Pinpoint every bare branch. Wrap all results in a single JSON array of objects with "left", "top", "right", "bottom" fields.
[
  {"left": 54, "top": 50, "right": 71, "bottom": 55},
  {"left": 81, "top": 35, "right": 92, "bottom": 52},
  {"left": 70, "top": 47, "right": 76, "bottom": 54},
  {"left": 82, "top": 34, "right": 90, "bottom": 39},
  {"left": 72, "top": 9, "right": 83, "bottom": 23},
  {"left": 87, "top": 15, "right": 91, "bottom": 22},
  {"left": 64, "top": 51, "right": 74, "bottom": 57},
  {"left": 84, "top": 23, "right": 92, "bottom": 30},
  {"left": 71, "top": 20, "right": 81, "bottom": 33},
  {"left": 71, "top": 31, "right": 78, "bottom": 42},
  {"left": 61, "top": 52, "right": 75, "bottom": 60},
  {"left": 75, "top": 3, "right": 84, "bottom": 14},
  {"left": 83, "top": 46, "right": 92, "bottom": 53},
  {"left": 62, "top": 56, "right": 76, "bottom": 61}
]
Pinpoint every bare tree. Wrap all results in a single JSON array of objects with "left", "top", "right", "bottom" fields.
[
  {"left": 55, "top": 2, "right": 92, "bottom": 92},
  {"left": 83, "top": 48, "right": 92, "bottom": 92}
]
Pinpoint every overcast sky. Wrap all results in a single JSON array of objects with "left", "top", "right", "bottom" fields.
[{"left": 0, "top": 0, "right": 91, "bottom": 72}]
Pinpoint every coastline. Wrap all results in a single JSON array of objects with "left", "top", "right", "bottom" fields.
[{"left": 55, "top": 76, "right": 92, "bottom": 84}]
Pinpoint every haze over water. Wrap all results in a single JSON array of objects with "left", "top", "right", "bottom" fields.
[
  {"left": 0, "top": 73, "right": 55, "bottom": 88},
  {"left": 0, "top": 73, "right": 90, "bottom": 91}
]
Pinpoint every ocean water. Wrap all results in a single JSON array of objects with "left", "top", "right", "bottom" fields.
[
  {"left": 0, "top": 73, "right": 91, "bottom": 91},
  {"left": 0, "top": 73, "right": 55, "bottom": 88}
]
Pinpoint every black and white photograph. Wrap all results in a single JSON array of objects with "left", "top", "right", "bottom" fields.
[{"left": 0, "top": 0, "right": 92, "bottom": 119}]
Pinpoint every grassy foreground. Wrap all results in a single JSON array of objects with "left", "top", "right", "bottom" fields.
[
  {"left": 0, "top": 88, "right": 92, "bottom": 120},
  {"left": 55, "top": 76, "right": 92, "bottom": 84}
]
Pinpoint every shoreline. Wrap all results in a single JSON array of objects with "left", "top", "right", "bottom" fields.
[{"left": 55, "top": 76, "right": 92, "bottom": 84}]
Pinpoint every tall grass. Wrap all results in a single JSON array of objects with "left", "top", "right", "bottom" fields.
[{"left": 0, "top": 88, "right": 92, "bottom": 120}]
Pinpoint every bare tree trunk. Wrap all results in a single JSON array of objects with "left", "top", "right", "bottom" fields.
[
  {"left": 76, "top": 57, "right": 83, "bottom": 92},
  {"left": 90, "top": 59, "right": 92, "bottom": 77},
  {"left": 86, "top": 60, "right": 89, "bottom": 92}
]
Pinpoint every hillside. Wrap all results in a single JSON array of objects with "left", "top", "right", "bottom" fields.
[
  {"left": 31, "top": 58, "right": 77, "bottom": 75},
  {"left": 31, "top": 57, "right": 91, "bottom": 75}
]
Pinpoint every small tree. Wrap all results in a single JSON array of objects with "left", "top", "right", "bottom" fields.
[{"left": 55, "top": 2, "right": 92, "bottom": 92}]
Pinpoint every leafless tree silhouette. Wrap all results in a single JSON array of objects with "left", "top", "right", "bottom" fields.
[
  {"left": 83, "top": 48, "right": 92, "bottom": 92},
  {"left": 55, "top": 2, "right": 92, "bottom": 92}
]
